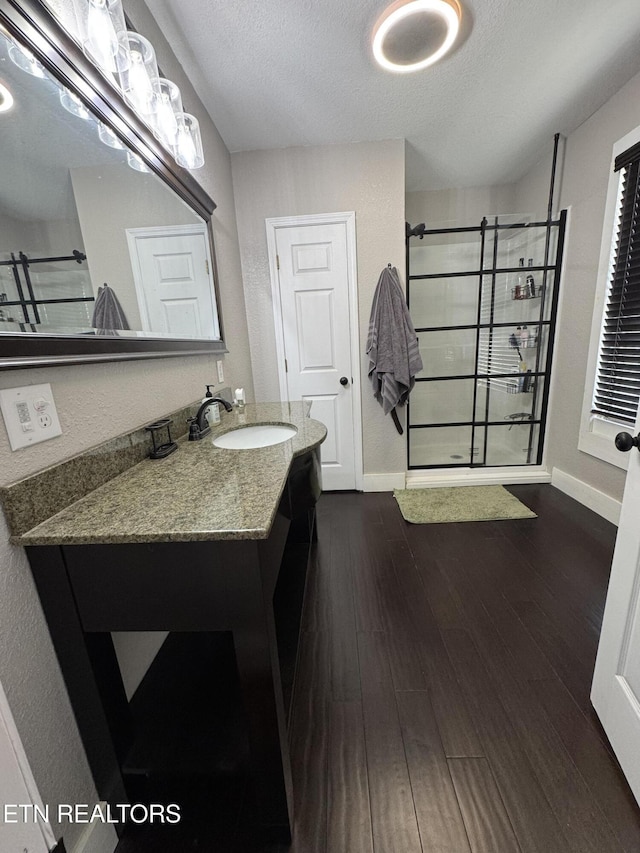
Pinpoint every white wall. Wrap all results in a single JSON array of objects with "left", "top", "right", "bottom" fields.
[
  {"left": 515, "top": 71, "right": 640, "bottom": 503},
  {"left": 231, "top": 139, "right": 406, "bottom": 484},
  {"left": 0, "top": 1, "right": 253, "bottom": 849}
]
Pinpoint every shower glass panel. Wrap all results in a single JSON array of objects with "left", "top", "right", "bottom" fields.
[
  {"left": 410, "top": 276, "right": 479, "bottom": 328},
  {"left": 483, "top": 219, "right": 558, "bottom": 271},
  {"left": 409, "top": 425, "right": 485, "bottom": 467},
  {"left": 407, "top": 211, "right": 566, "bottom": 469},
  {"left": 410, "top": 379, "right": 476, "bottom": 424},
  {"left": 418, "top": 328, "right": 476, "bottom": 377},
  {"left": 474, "top": 378, "right": 546, "bottom": 425},
  {"left": 409, "top": 228, "right": 482, "bottom": 275},
  {"left": 485, "top": 423, "right": 541, "bottom": 466}
]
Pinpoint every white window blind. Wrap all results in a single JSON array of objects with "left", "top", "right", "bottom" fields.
[{"left": 593, "top": 151, "right": 640, "bottom": 426}]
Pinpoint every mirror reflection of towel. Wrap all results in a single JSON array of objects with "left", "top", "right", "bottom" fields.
[{"left": 91, "top": 283, "right": 130, "bottom": 335}]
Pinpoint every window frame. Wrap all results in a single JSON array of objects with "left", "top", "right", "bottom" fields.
[{"left": 579, "top": 124, "right": 640, "bottom": 471}]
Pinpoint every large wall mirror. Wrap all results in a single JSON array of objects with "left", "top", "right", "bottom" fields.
[{"left": 0, "top": 0, "right": 225, "bottom": 368}]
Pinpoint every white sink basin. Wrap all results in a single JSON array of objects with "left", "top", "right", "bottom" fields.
[{"left": 213, "top": 424, "right": 298, "bottom": 450}]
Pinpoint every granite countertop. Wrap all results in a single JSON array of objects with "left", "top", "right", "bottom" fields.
[{"left": 15, "top": 402, "right": 326, "bottom": 546}]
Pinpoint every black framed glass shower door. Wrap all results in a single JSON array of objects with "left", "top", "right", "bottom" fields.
[{"left": 406, "top": 211, "right": 567, "bottom": 469}]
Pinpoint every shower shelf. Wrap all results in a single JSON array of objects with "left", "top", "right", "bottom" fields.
[
  {"left": 406, "top": 210, "right": 567, "bottom": 469},
  {"left": 511, "top": 291, "right": 542, "bottom": 301}
]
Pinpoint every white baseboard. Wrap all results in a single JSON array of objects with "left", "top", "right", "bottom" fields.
[
  {"left": 406, "top": 466, "right": 551, "bottom": 490},
  {"left": 551, "top": 467, "right": 621, "bottom": 525},
  {"left": 73, "top": 810, "right": 118, "bottom": 853},
  {"left": 362, "top": 472, "right": 406, "bottom": 492}
]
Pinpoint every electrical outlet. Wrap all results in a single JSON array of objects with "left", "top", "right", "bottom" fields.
[
  {"left": 0, "top": 383, "right": 62, "bottom": 450},
  {"left": 217, "top": 360, "right": 224, "bottom": 383}
]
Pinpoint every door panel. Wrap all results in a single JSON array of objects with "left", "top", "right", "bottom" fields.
[
  {"left": 161, "top": 298, "right": 202, "bottom": 339},
  {"left": 275, "top": 220, "right": 356, "bottom": 490},
  {"left": 295, "top": 289, "right": 336, "bottom": 370},
  {"left": 592, "top": 411, "right": 640, "bottom": 804}
]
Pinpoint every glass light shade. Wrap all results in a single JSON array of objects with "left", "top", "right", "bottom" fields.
[
  {"left": 60, "top": 88, "right": 92, "bottom": 120},
  {"left": 174, "top": 112, "right": 204, "bottom": 169},
  {"left": 71, "top": 0, "right": 129, "bottom": 75},
  {"left": 150, "top": 77, "right": 183, "bottom": 148},
  {"left": 127, "top": 151, "right": 151, "bottom": 173},
  {"left": 119, "top": 32, "right": 158, "bottom": 119},
  {"left": 8, "top": 41, "right": 47, "bottom": 78},
  {"left": 98, "top": 121, "right": 124, "bottom": 149}
]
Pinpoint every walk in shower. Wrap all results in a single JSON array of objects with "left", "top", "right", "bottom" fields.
[{"left": 406, "top": 210, "right": 566, "bottom": 469}]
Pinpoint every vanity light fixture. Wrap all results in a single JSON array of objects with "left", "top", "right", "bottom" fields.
[
  {"left": 151, "top": 77, "right": 182, "bottom": 147},
  {"left": 8, "top": 3, "right": 206, "bottom": 170},
  {"left": 174, "top": 112, "right": 204, "bottom": 170},
  {"left": 0, "top": 81, "right": 13, "bottom": 112},
  {"left": 119, "top": 31, "right": 157, "bottom": 119},
  {"left": 71, "top": 0, "right": 129, "bottom": 75},
  {"left": 372, "top": 0, "right": 462, "bottom": 73}
]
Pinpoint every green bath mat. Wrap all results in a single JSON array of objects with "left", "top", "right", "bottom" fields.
[{"left": 393, "top": 486, "right": 537, "bottom": 524}]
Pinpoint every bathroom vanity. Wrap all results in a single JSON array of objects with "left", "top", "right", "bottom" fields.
[{"left": 3, "top": 403, "right": 325, "bottom": 838}]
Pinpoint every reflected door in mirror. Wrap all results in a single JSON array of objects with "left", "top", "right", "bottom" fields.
[{"left": 127, "top": 225, "right": 218, "bottom": 339}]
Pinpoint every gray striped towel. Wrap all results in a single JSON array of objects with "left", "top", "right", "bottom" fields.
[
  {"left": 366, "top": 265, "right": 422, "bottom": 415},
  {"left": 91, "top": 283, "right": 130, "bottom": 335}
]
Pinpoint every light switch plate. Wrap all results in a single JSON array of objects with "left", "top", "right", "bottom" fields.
[
  {"left": 0, "top": 383, "right": 62, "bottom": 450},
  {"left": 217, "top": 360, "right": 224, "bottom": 383}
]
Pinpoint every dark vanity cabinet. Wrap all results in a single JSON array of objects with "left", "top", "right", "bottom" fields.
[{"left": 25, "top": 447, "right": 321, "bottom": 839}]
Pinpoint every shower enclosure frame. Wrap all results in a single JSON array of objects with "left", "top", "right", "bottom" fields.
[{"left": 406, "top": 209, "right": 567, "bottom": 470}]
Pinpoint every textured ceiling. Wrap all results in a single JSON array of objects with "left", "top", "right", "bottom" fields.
[{"left": 145, "top": 0, "right": 640, "bottom": 191}]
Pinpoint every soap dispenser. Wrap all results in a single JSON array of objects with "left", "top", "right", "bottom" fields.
[{"left": 201, "top": 385, "right": 220, "bottom": 425}]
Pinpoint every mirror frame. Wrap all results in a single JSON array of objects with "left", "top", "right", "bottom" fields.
[{"left": 0, "top": 0, "right": 227, "bottom": 368}]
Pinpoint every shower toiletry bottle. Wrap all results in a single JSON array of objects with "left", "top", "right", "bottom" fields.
[
  {"left": 526, "top": 273, "right": 536, "bottom": 297},
  {"left": 201, "top": 385, "right": 220, "bottom": 425},
  {"left": 519, "top": 360, "right": 527, "bottom": 392},
  {"left": 516, "top": 325, "right": 522, "bottom": 345},
  {"left": 515, "top": 258, "right": 525, "bottom": 299},
  {"left": 522, "top": 370, "right": 532, "bottom": 393},
  {"left": 520, "top": 324, "right": 529, "bottom": 347},
  {"left": 235, "top": 388, "right": 246, "bottom": 413}
]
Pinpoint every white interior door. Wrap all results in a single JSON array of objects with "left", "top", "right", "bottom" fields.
[
  {"left": 269, "top": 215, "right": 360, "bottom": 491},
  {"left": 127, "top": 225, "right": 219, "bottom": 339},
  {"left": 591, "top": 412, "right": 640, "bottom": 804}
]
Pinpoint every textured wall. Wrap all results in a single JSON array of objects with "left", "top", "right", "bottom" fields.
[
  {"left": 231, "top": 139, "right": 406, "bottom": 482},
  {"left": 514, "top": 71, "right": 640, "bottom": 503},
  {"left": 0, "top": 1, "right": 252, "bottom": 848},
  {"left": 406, "top": 184, "right": 517, "bottom": 228}
]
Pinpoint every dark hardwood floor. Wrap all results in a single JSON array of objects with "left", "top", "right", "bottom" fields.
[{"left": 116, "top": 485, "right": 640, "bottom": 852}]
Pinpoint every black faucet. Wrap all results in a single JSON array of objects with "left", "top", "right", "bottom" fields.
[{"left": 188, "top": 397, "right": 234, "bottom": 441}]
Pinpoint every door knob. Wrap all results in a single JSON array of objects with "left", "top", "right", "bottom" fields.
[
  {"left": 340, "top": 376, "right": 349, "bottom": 386},
  {"left": 615, "top": 431, "right": 640, "bottom": 452}
]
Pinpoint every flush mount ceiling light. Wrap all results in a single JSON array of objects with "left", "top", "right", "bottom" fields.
[
  {"left": 0, "top": 81, "right": 14, "bottom": 112},
  {"left": 372, "top": 0, "right": 461, "bottom": 73}
]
